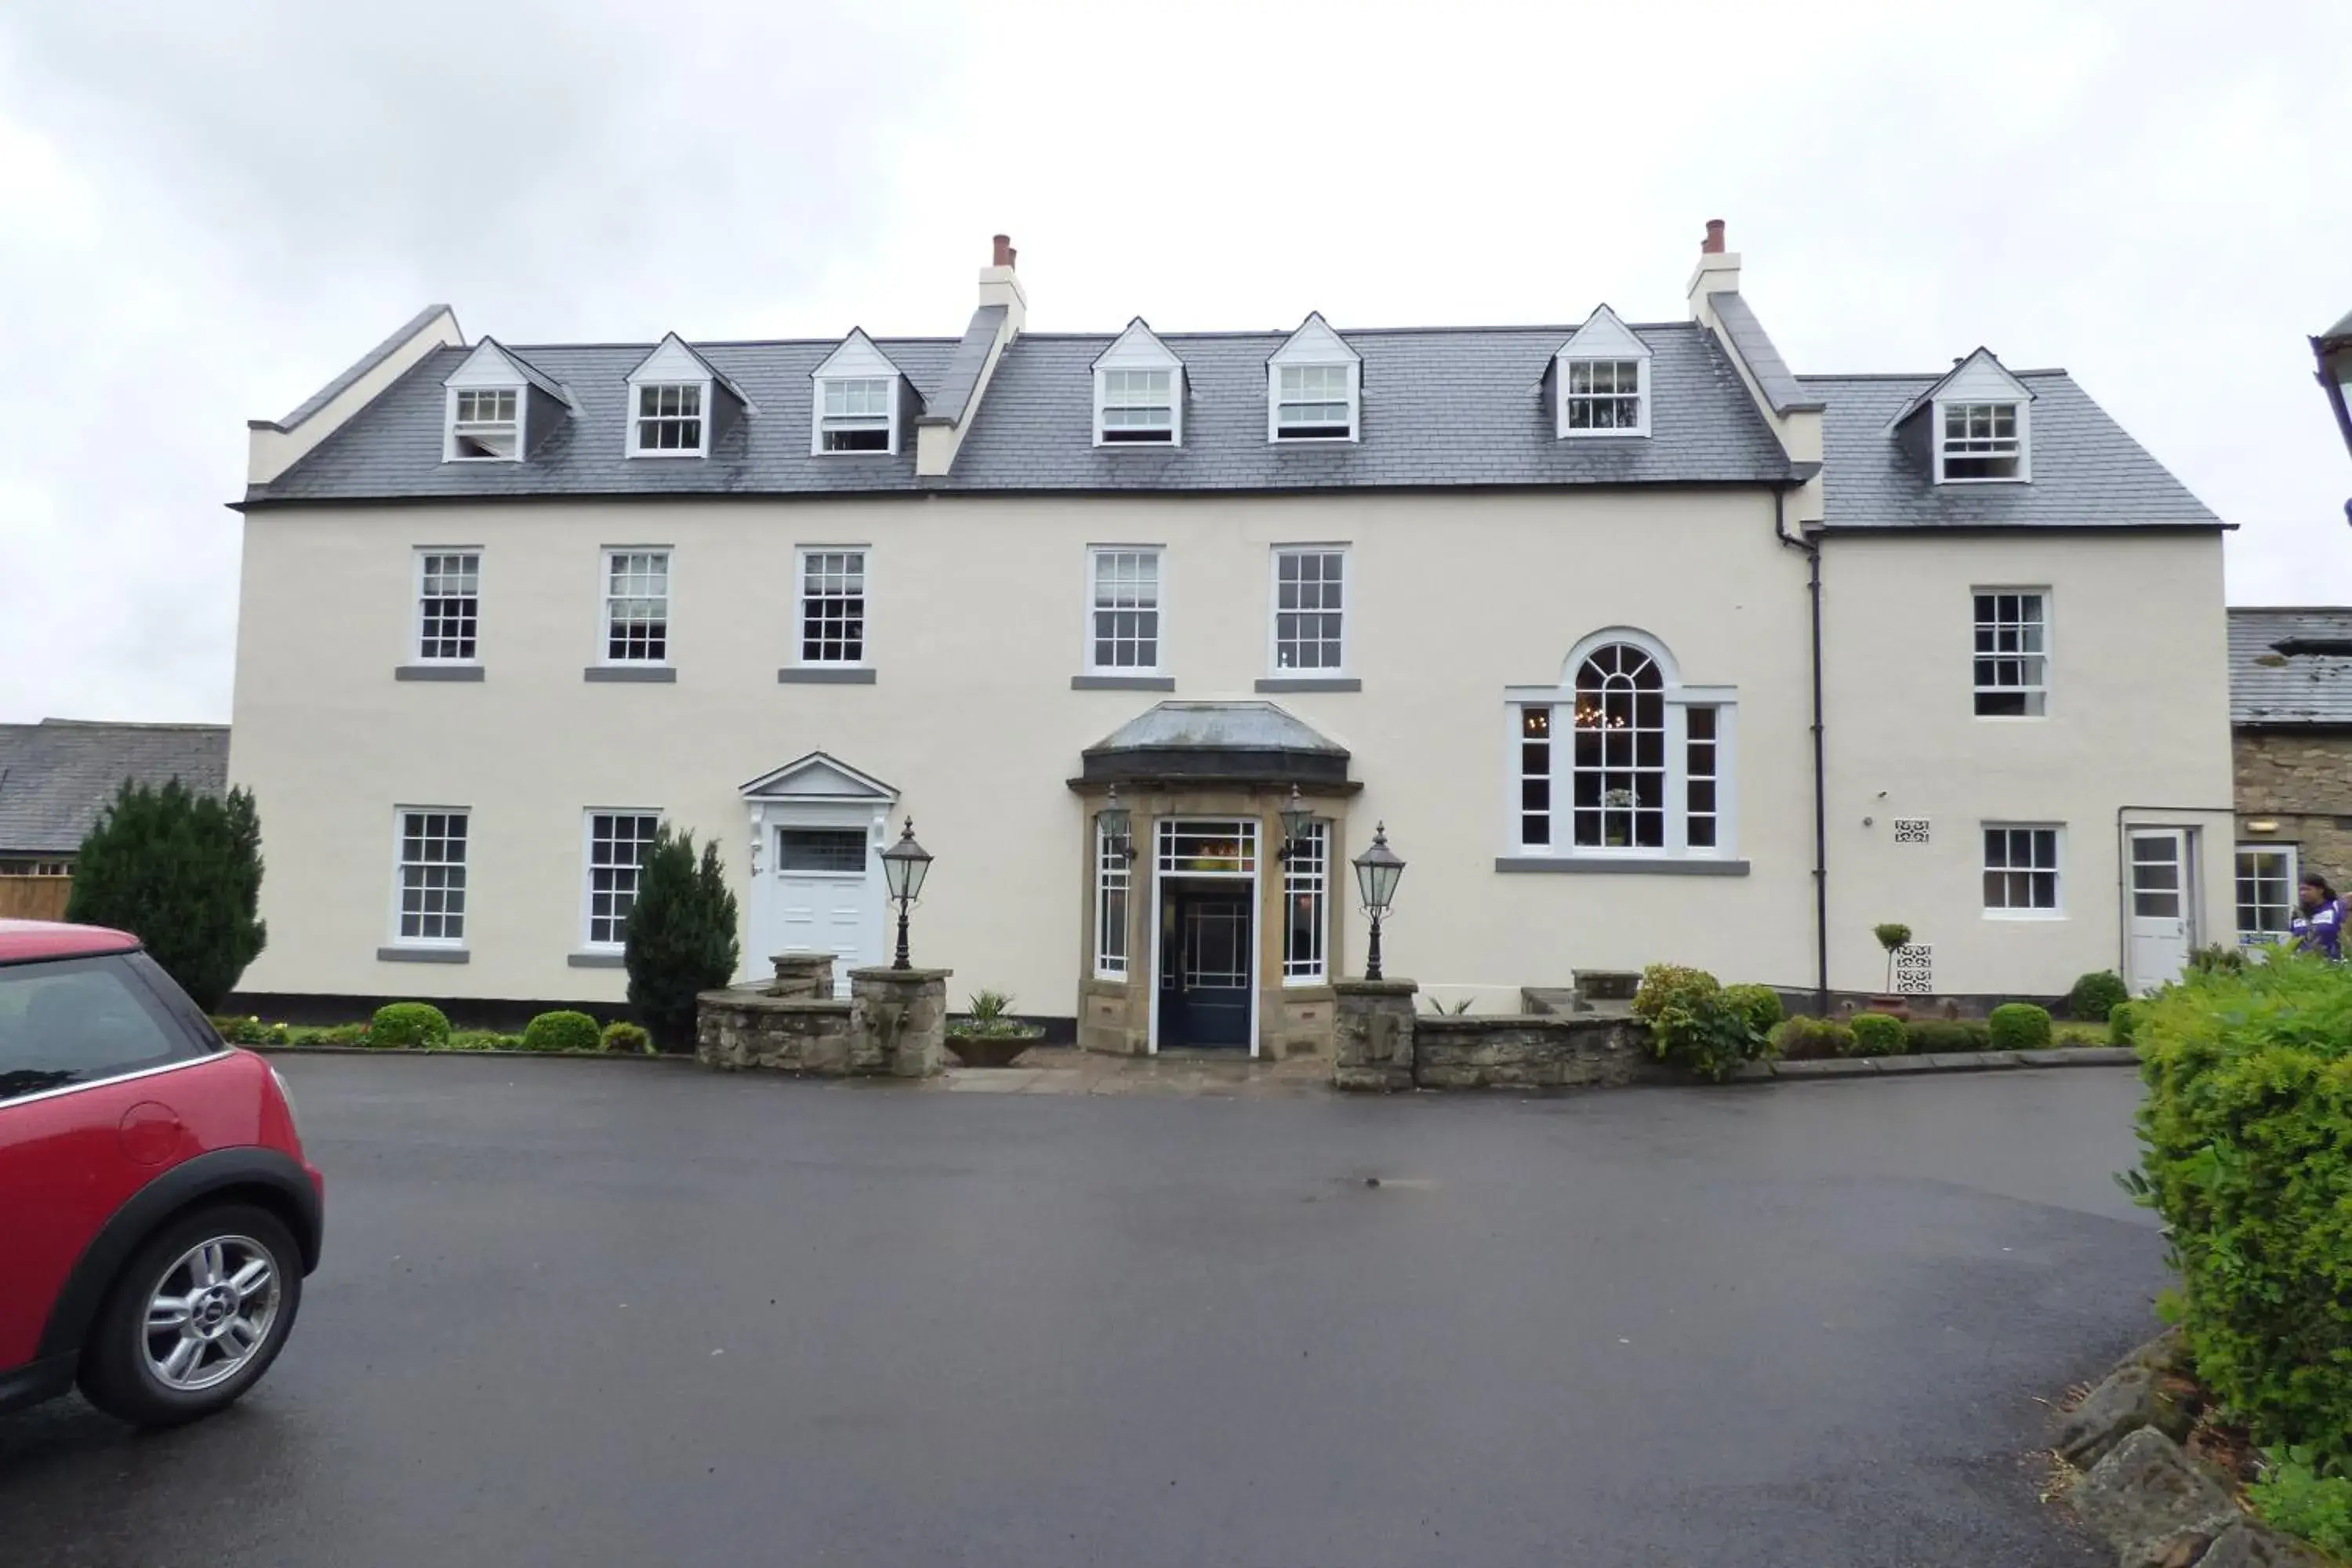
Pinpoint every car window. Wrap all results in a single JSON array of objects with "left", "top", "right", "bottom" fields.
[{"left": 0, "top": 954, "right": 209, "bottom": 1104}]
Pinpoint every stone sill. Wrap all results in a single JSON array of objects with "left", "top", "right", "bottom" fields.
[
  {"left": 377, "top": 946, "right": 467, "bottom": 964},
  {"left": 583, "top": 665, "right": 677, "bottom": 683},
  {"left": 1071, "top": 674, "right": 1174, "bottom": 691},
  {"left": 1254, "top": 677, "right": 1361, "bottom": 693},
  {"left": 394, "top": 664, "right": 485, "bottom": 682},
  {"left": 778, "top": 666, "right": 877, "bottom": 684},
  {"left": 1495, "top": 856, "right": 1750, "bottom": 877},
  {"left": 566, "top": 951, "right": 626, "bottom": 968}
]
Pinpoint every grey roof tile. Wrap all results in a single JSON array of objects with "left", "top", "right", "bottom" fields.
[
  {"left": 1707, "top": 293, "right": 1822, "bottom": 414},
  {"left": 2229, "top": 607, "right": 2352, "bottom": 727},
  {"left": 245, "top": 321, "right": 1796, "bottom": 503},
  {"left": 0, "top": 720, "right": 230, "bottom": 855},
  {"left": 1798, "top": 372, "right": 2220, "bottom": 530},
  {"left": 921, "top": 305, "right": 1007, "bottom": 427},
  {"left": 267, "top": 303, "right": 455, "bottom": 430}
]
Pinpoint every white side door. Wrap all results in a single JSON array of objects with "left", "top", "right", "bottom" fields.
[
  {"left": 770, "top": 826, "right": 875, "bottom": 996},
  {"left": 2126, "top": 829, "right": 2192, "bottom": 993}
]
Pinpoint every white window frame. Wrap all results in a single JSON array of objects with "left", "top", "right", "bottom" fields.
[
  {"left": 413, "top": 547, "right": 482, "bottom": 665},
  {"left": 794, "top": 546, "right": 869, "bottom": 668},
  {"left": 389, "top": 807, "right": 470, "bottom": 949},
  {"left": 1973, "top": 587, "right": 2051, "bottom": 719},
  {"left": 1269, "top": 361, "right": 1360, "bottom": 443},
  {"left": 2234, "top": 843, "right": 2298, "bottom": 946},
  {"left": 1982, "top": 822, "right": 2065, "bottom": 920},
  {"left": 1084, "top": 545, "right": 1166, "bottom": 676},
  {"left": 1268, "top": 546, "right": 1348, "bottom": 675},
  {"left": 1094, "top": 818, "right": 1131, "bottom": 981},
  {"left": 1557, "top": 357, "right": 1650, "bottom": 437},
  {"left": 1501, "top": 629, "right": 1738, "bottom": 862},
  {"left": 628, "top": 380, "right": 710, "bottom": 458},
  {"left": 812, "top": 376, "right": 898, "bottom": 456},
  {"left": 1281, "top": 819, "right": 1330, "bottom": 985},
  {"left": 1094, "top": 367, "right": 1180, "bottom": 446},
  {"left": 599, "top": 546, "right": 672, "bottom": 666},
  {"left": 1936, "top": 398, "right": 2031, "bottom": 483},
  {"left": 581, "top": 810, "right": 662, "bottom": 952},
  {"left": 444, "top": 386, "right": 522, "bottom": 462}
]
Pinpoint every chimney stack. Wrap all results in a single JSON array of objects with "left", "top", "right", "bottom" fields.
[
  {"left": 992, "top": 233, "right": 1017, "bottom": 269},
  {"left": 1686, "top": 216, "right": 1740, "bottom": 318},
  {"left": 1701, "top": 219, "right": 1726, "bottom": 255}
]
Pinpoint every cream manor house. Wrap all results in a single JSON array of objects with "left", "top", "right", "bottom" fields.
[{"left": 225, "top": 223, "right": 2234, "bottom": 1050}]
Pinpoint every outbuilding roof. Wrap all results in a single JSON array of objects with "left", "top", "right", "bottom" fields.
[
  {"left": 2228, "top": 607, "right": 2352, "bottom": 727},
  {"left": 0, "top": 720, "right": 231, "bottom": 855}
]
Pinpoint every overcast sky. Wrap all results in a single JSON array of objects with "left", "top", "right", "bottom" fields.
[{"left": 2, "top": 0, "right": 2346, "bottom": 724}]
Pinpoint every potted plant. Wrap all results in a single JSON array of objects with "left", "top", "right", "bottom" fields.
[
  {"left": 945, "top": 989, "right": 1046, "bottom": 1068},
  {"left": 1601, "top": 787, "right": 1637, "bottom": 847},
  {"left": 1871, "top": 922, "right": 1914, "bottom": 1019}
]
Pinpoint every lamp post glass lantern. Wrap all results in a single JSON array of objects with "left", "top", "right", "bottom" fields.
[
  {"left": 1098, "top": 784, "right": 1133, "bottom": 861},
  {"left": 1351, "top": 821, "right": 1405, "bottom": 982},
  {"left": 880, "top": 818, "right": 932, "bottom": 969},
  {"left": 1278, "top": 784, "right": 1314, "bottom": 859}
]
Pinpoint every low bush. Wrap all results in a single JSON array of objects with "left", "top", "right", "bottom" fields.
[
  {"left": 2186, "top": 942, "right": 2249, "bottom": 978},
  {"left": 1846, "top": 1012, "right": 1908, "bottom": 1056},
  {"left": 313, "top": 1022, "right": 368, "bottom": 1046},
  {"left": 2064, "top": 970, "right": 2130, "bottom": 1023},
  {"left": 1632, "top": 964, "right": 1769, "bottom": 1082},
  {"left": 2249, "top": 1449, "right": 2352, "bottom": 1558},
  {"left": 2107, "top": 1000, "right": 2143, "bottom": 1048},
  {"left": 369, "top": 1002, "right": 451, "bottom": 1049},
  {"left": 448, "top": 1029, "right": 521, "bottom": 1051},
  {"left": 209, "top": 1014, "right": 267, "bottom": 1044},
  {"left": 601, "top": 1020, "right": 653, "bottom": 1054},
  {"left": 2125, "top": 953, "right": 2352, "bottom": 1468},
  {"left": 521, "top": 1011, "right": 602, "bottom": 1053},
  {"left": 1903, "top": 1018, "right": 1992, "bottom": 1053},
  {"left": 1769, "top": 1015, "right": 1853, "bottom": 1060},
  {"left": 1721, "top": 983, "right": 1784, "bottom": 1036},
  {"left": 1986, "top": 1002, "right": 2053, "bottom": 1052}
]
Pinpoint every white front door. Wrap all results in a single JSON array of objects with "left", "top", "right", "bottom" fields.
[
  {"left": 2127, "top": 829, "right": 2193, "bottom": 993},
  {"left": 765, "top": 826, "right": 876, "bottom": 995}
]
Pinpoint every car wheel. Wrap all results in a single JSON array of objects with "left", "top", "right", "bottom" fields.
[{"left": 78, "top": 1203, "right": 304, "bottom": 1428}]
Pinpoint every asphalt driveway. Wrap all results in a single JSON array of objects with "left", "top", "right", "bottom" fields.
[{"left": 0, "top": 1058, "right": 2163, "bottom": 1567}]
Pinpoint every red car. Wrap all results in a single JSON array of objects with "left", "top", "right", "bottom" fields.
[{"left": 0, "top": 918, "right": 321, "bottom": 1425}]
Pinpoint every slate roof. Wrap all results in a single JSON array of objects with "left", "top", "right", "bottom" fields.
[
  {"left": 243, "top": 319, "right": 1797, "bottom": 503},
  {"left": 1799, "top": 371, "right": 2219, "bottom": 530},
  {"left": 1708, "top": 293, "right": 1820, "bottom": 416},
  {"left": 0, "top": 720, "right": 230, "bottom": 855},
  {"left": 266, "top": 303, "right": 455, "bottom": 431},
  {"left": 1088, "top": 701, "right": 1348, "bottom": 757},
  {"left": 2228, "top": 608, "right": 2352, "bottom": 727}
]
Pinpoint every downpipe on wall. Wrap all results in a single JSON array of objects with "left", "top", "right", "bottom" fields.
[{"left": 1773, "top": 483, "right": 1830, "bottom": 1013}]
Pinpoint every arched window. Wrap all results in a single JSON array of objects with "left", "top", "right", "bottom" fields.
[
  {"left": 1572, "top": 643, "right": 1667, "bottom": 849},
  {"left": 1505, "top": 630, "right": 1738, "bottom": 866}
]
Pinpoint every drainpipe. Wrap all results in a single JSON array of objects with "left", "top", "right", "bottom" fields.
[{"left": 1773, "top": 484, "right": 1830, "bottom": 1013}]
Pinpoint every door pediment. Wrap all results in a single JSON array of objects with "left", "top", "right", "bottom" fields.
[{"left": 739, "top": 750, "right": 898, "bottom": 802}]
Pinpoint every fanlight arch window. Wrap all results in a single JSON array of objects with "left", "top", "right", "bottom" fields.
[{"left": 1508, "top": 630, "right": 1735, "bottom": 863}]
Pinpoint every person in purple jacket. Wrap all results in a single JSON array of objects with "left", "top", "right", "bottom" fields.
[{"left": 2290, "top": 872, "right": 2346, "bottom": 961}]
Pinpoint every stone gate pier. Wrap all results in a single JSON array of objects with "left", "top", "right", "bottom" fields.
[{"left": 696, "top": 954, "right": 951, "bottom": 1079}]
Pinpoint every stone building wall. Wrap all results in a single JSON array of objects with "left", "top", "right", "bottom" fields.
[{"left": 2234, "top": 729, "right": 2352, "bottom": 884}]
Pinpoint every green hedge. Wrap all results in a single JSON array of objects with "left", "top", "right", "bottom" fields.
[
  {"left": 601, "top": 1020, "right": 653, "bottom": 1055},
  {"left": 1721, "top": 984, "right": 1785, "bottom": 1036},
  {"left": 1769, "top": 1015, "right": 1852, "bottom": 1060},
  {"left": 2065, "top": 970, "right": 2131, "bottom": 1022},
  {"left": 1846, "top": 1011, "right": 1907, "bottom": 1056},
  {"left": 1631, "top": 964, "right": 1772, "bottom": 1082},
  {"left": 521, "top": 1011, "right": 603, "bottom": 1053},
  {"left": 2108, "top": 1000, "right": 2143, "bottom": 1048},
  {"left": 1904, "top": 1018, "right": 1992, "bottom": 1053},
  {"left": 370, "top": 1002, "right": 451, "bottom": 1049},
  {"left": 2128, "top": 953, "right": 2352, "bottom": 1468},
  {"left": 1987, "top": 1002, "right": 2053, "bottom": 1051}
]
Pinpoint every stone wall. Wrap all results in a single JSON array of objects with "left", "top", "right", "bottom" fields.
[
  {"left": 2235, "top": 728, "right": 2352, "bottom": 884},
  {"left": 1334, "top": 979, "right": 1662, "bottom": 1091},
  {"left": 695, "top": 953, "right": 949, "bottom": 1079},
  {"left": 1331, "top": 980, "right": 1417, "bottom": 1091}
]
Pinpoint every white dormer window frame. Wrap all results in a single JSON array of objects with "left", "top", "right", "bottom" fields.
[
  {"left": 445, "top": 386, "right": 522, "bottom": 462},
  {"left": 1552, "top": 304, "right": 1652, "bottom": 440},
  {"left": 1093, "top": 318, "right": 1186, "bottom": 448},
  {"left": 1268, "top": 314, "right": 1363, "bottom": 444},
  {"left": 1935, "top": 398, "right": 2031, "bottom": 483},
  {"left": 810, "top": 329, "right": 906, "bottom": 457},
  {"left": 629, "top": 381, "right": 710, "bottom": 458}
]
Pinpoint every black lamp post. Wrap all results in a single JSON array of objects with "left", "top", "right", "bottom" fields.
[
  {"left": 1276, "top": 784, "right": 1315, "bottom": 861},
  {"left": 2311, "top": 308, "right": 2352, "bottom": 524},
  {"left": 1351, "top": 821, "right": 1405, "bottom": 982},
  {"left": 1098, "top": 784, "right": 1135, "bottom": 862},
  {"left": 879, "top": 818, "right": 933, "bottom": 969}
]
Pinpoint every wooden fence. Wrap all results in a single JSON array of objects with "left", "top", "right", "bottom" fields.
[{"left": 0, "top": 876, "right": 74, "bottom": 921}]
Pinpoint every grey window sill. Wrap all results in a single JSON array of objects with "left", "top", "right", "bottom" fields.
[
  {"left": 1255, "top": 677, "right": 1360, "bottom": 693},
  {"left": 1071, "top": 674, "right": 1175, "bottom": 691},
  {"left": 395, "top": 664, "right": 485, "bottom": 682},
  {"left": 1494, "top": 856, "right": 1751, "bottom": 877},
  {"left": 567, "top": 951, "right": 627, "bottom": 968},
  {"left": 584, "top": 666, "right": 677, "bottom": 683},
  {"left": 377, "top": 946, "right": 470, "bottom": 964},
  {"left": 778, "top": 667, "right": 877, "bottom": 684}
]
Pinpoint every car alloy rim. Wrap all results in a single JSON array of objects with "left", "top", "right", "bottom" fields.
[{"left": 141, "top": 1236, "right": 280, "bottom": 1392}]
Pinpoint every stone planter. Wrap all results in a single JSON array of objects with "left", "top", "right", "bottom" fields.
[{"left": 945, "top": 1030, "right": 1044, "bottom": 1068}]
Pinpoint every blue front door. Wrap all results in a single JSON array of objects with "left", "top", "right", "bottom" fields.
[{"left": 1159, "top": 887, "right": 1251, "bottom": 1048}]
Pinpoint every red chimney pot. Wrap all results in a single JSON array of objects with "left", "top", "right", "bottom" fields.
[
  {"left": 1702, "top": 220, "right": 1726, "bottom": 256},
  {"left": 992, "top": 234, "right": 1017, "bottom": 269}
]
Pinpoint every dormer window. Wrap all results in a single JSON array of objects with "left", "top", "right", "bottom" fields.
[
  {"left": 1267, "top": 313, "right": 1362, "bottom": 444},
  {"left": 818, "top": 379, "right": 894, "bottom": 451},
  {"left": 450, "top": 389, "right": 519, "bottom": 459},
  {"left": 1100, "top": 370, "right": 1174, "bottom": 442},
  {"left": 633, "top": 383, "right": 705, "bottom": 455},
  {"left": 1552, "top": 305, "right": 1651, "bottom": 439},
  {"left": 1940, "top": 402, "right": 2022, "bottom": 480}
]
